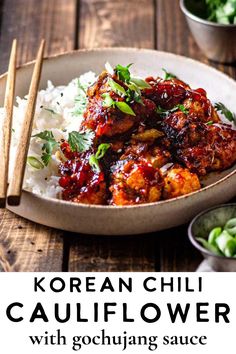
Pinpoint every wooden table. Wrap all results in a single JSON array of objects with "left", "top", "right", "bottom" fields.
[{"left": 0, "top": 0, "right": 235, "bottom": 272}]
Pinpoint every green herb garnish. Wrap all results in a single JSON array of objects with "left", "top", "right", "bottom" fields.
[
  {"left": 162, "top": 68, "right": 177, "bottom": 80},
  {"left": 206, "top": 120, "right": 214, "bottom": 125},
  {"left": 27, "top": 156, "right": 44, "bottom": 170},
  {"left": 156, "top": 104, "right": 188, "bottom": 116},
  {"left": 68, "top": 130, "right": 95, "bottom": 153},
  {"left": 72, "top": 77, "right": 93, "bottom": 117},
  {"left": 129, "top": 77, "right": 151, "bottom": 89},
  {"left": 115, "top": 63, "right": 132, "bottom": 83},
  {"left": 102, "top": 93, "right": 136, "bottom": 116},
  {"left": 205, "top": 0, "right": 236, "bottom": 24},
  {"left": 214, "top": 102, "right": 236, "bottom": 123},
  {"left": 115, "top": 101, "right": 136, "bottom": 116},
  {"left": 89, "top": 143, "right": 110, "bottom": 172},
  {"left": 108, "top": 78, "right": 126, "bottom": 96},
  {"left": 178, "top": 104, "right": 189, "bottom": 114},
  {"left": 33, "top": 130, "right": 59, "bottom": 166},
  {"left": 197, "top": 218, "right": 236, "bottom": 257}
]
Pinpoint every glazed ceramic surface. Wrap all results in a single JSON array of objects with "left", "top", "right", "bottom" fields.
[
  {"left": 0, "top": 48, "right": 236, "bottom": 235},
  {"left": 188, "top": 204, "right": 236, "bottom": 271}
]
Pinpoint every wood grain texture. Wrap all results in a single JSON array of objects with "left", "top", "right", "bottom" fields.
[
  {"left": 0, "top": 209, "right": 64, "bottom": 271},
  {"left": 0, "top": 0, "right": 76, "bottom": 271},
  {"left": 68, "top": 233, "right": 157, "bottom": 272},
  {"left": 0, "top": 0, "right": 76, "bottom": 73},
  {"left": 79, "top": 0, "right": 155, "bottom": 49}
]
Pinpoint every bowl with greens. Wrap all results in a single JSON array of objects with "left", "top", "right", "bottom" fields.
[
  {"left": 180, "top": 0, "right": 236, "bottom": 63},
  {"left": 188, "top": 204, "right": 236, "bottom": 271}
]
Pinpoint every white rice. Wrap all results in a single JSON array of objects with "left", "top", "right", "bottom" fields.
[{"left": 0, "top": 71, "right": 96, "bottom": 199}]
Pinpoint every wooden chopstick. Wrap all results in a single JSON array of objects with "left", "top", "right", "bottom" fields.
[
  {"left": 0, "top": 39, "right": 17, "bottom": 208},
  {"left": 7, "top": 39, "right": 45, "bottom": 206}
]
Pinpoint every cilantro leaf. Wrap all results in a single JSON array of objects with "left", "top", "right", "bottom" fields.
[
  {"left": 41, "top": 153, "right": 52, "bottom": 166},
  {"left": 156, "top": 104, "right": 189, "bottom": 116},
  {"left": 68, "top": 130, "right": 95, "bottom": 152},
  {"left": 32, "top": 130, "right": 59, "bottom": 166},
  {"left": 89, "top": 143, "right": 110, "bottom": 172},
  {"left": 214, "top": 102, "right": 236, "bottom": 123},
  {"left": 162, "top": 68, "right": 177, "bottom": 80},
  {"left": 126, "top": 85, "right": 143, "bottom": 104},
  {"left": 33, "top": 130, "right": 55, "bottom": 141},
  {"left": 115, "top": 63, "right": 132, "bottom": 83},
  {"left": 156, "top": 105, "right": 178, "bottom": 116}
]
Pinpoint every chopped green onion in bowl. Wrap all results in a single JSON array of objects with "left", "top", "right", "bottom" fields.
[{"left": 197, "top": 217, "right": 236, "bottom": 257}]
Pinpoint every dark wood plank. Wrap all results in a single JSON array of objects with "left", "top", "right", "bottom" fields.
[
  {"left": 69, "top": 234, "right": 156, "bottom": 272},
  {"left": 0, "top": 0, "right": 76, "bottom": 271},
  {"left": 0, "top": 209, "right": 64, "bottom": 271},
  {"left": 0, "top": 0, "right": 76, "bottom": 73},
  {"left": 69, "top": 0, "right": 157, "bottom": 272},
  {"left": 157, "top": 225, "right": 202, "bottom": 272},
  {"left": 78, "top": 0, "right": 155, "bottom": 49}
]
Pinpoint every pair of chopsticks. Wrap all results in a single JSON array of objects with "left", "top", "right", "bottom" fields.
[{"left": 0, "top": 39, "right": 45, "bottom": 208}]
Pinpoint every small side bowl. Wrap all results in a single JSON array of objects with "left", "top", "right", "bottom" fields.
[
  {"left": 180, "top": 0, "right": 236, "bottom": 63},
  {"left": 188, "top": 204, "right": 236, "bottom": 271}
]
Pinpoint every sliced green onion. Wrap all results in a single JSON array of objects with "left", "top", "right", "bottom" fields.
[
  {"left": 208, "top": 227, "right": 222, "bottom": 247},
  {"left": 27, "top": 156, "right": 44, "bottom": 170},
  {"left": 196, "top": 237, "right": 222, "bottom": 256},
  {"left": 102, "top": 93, "right": 115, "bottom": 108},
  {"left": 224, "top": 218, "right": 236, "bottom": 236},
  {"left": 115, "top": 101, "right": 136, "bottom": 116},
  {"left": 89, "top": 155, "right": 100, "bottom": 172},
  {"left": 108, "top": 78, "right": 126, "bottom": 96},
  {"left": 130, "top": 77, "right": 151, "bottom": 89},
  {"left": 215, "top": 230, "right": 236, "bottom": 256}
]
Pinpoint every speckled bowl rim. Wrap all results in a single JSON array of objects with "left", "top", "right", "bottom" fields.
[
  {"left": 1, "top": 47, "right": 236, "bottom": 210},
  {"left": 180, "top": 0, "right": 236, "bottom": 28},
  {"left": 188, "top": 203, "right": 236, "bottom": 260}
]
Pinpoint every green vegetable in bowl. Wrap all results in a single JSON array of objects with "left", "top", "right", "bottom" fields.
[
  {"left": 197, "top": 217, "right": 236, "bottom": 257},
  {"left": 205, "top": 0, "right": 236, "bottom": 24}
]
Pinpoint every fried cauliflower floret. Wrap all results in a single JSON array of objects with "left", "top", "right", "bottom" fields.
[
  {"left": 209, "top": 124, "right": 236, "bottom": 171},
  {"left": 110, "top": 159, "right": 163, "bottom": 205},
  {"left": 183, "top": 94, "right": 220, "bottom": 123},
  {"left": 121, "top": 140, "right": 172, "bottom": 169},
  {"left": 82, "top": 71, "right": 157, "bottom": 138},
  {"left": 162, "top": 166, "right": 201, "bottom": 200},
  {"left": 58, "top": 144, "right": 107, "bottom": 205},
  {"left": 143, "top": 77, "right": 188, "bottom": 110}
]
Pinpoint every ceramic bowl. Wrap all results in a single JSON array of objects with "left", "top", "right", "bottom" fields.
[
  {"left": 0, "top": 48, "right": 236, "bottom": 235},
  {"left": 188, "top": 204, "right": 236, "bottom": 271},
  {"left": 180, "top": 0, "right": 236, "bottom": 63}
]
